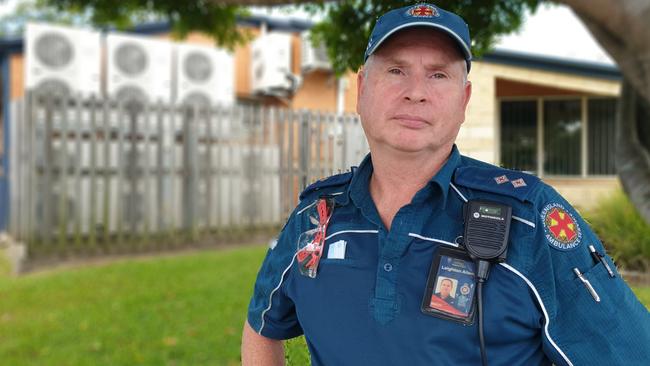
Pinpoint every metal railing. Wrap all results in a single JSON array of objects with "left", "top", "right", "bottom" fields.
[{"left": 8, "top": 92, "right": 367, "bottom": 264}]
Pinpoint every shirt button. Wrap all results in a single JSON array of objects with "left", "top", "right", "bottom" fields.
[{"left": 383, "top": 263, "right": 393, "bottom": 272}]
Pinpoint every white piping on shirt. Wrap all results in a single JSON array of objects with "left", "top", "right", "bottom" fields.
[
  {"left": 450, "top": 182, "right": 536, "bottom": 229},
  {"left": 259, "top": 253, "right": 297, "bottom": 335},
  {"left": 499, "top": 262, "right": 573, "bottom": 366},
  {"left": 512, "top": 215, "right": 536, "bottom": 228},
  {"left": 449, "top": 182, "right": 468, "bottom": 202},
  {"left": 408, "top": 233, "right": 459, "bottom": 247},
  {"left": 296, "top": 192, "right": 345, "bottom": 215},
  {"left": 325, "top": 230, "right": 379, "bottom": 241},
  {"left": 297, "top": 200, "right": 317, "bottom": 215}
]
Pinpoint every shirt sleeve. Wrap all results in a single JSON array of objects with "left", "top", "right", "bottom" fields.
[
  {"left": 247, "top": 210, "right": 304, "bottom": 340},
  {"left": 532, "top": 186, "right": 650, "bottom": 365}
]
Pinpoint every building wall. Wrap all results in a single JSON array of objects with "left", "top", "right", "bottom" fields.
[
  {"left": 544, "top": 177, "right": 621, "bottom": 211},
  {"left": 460, "top": 61, "right": 621, "bottom": 208},
  {"left": 7, "top": 27, "right": 352, "bottom": 112},
  {"left": 3, "top": 27, "right": 625, "bottom": 208},
  {"left": 10, "top": 54, "right": 24, "bottom": 101}
]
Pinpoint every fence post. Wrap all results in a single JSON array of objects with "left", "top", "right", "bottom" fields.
[
  {"left": 182, "top": 103, "right": 199, "bottom": 238},
  {"left": 299, "top": 110, "right": 310, "bottom": 190}
]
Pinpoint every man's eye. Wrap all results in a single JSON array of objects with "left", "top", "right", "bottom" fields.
[
  {"left": 388, "top": 68, "right": 403, "bottom": 75},
  {"left": 431, "top": 72, "right": 447, "bottom": 79}
]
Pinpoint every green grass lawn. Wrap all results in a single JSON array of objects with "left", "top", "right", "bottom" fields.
[
  {"left": 1, "top": 245, "right": 648, "bottom": 365},
  {"left": 0, "top": 246, "right": 268, "bottom": 366}
]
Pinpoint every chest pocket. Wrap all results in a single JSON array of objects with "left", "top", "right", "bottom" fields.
[{"left": 318, "top": 226, "right": 378, "bottom": 269}]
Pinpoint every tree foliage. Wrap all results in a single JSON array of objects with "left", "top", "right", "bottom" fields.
[
  {"left": 5, "top": 0, "right": 251, "bottom": 47},
  {"left": 21, "top": 0, "right": 541, "bottom": 73},
  {"left": 307, "top": 0, "right": 540, "bottom": 74}
]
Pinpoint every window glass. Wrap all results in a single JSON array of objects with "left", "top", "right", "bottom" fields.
[
  {"left": 500, "top": 101, "right": 537, "bottom": 173},
  {"left": 544, "top": 100, "right": 582, "bottom": 175}
]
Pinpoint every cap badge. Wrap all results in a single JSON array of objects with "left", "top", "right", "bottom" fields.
[{"left": 407, "top": 4, "right": 439, "bottom": 18}]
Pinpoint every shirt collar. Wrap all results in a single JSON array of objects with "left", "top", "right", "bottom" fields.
[
  {"left": 432, "top": 144, "right": 461, "bottom": 207},
  {"left": 347, "top": 145, "right": 462, "bottom": 209}
]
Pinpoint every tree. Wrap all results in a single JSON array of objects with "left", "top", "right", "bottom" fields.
[
  {"left": 553, "top": 0, "right": 650, "bottom": 224},
  {"left": 16, "top": 0, "right": 650, "bottom": 223}
]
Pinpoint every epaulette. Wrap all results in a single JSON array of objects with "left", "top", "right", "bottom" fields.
[
  {"left": 299, "top": 171, "right": 353, "bottom": 200},
  {"left": 453, "top": 165, "right": 540, "bottom": 202}
]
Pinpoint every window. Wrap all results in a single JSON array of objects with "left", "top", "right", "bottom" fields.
[
  {"left": 544, "top": 100, "right": 582, "bottom": 175},
  {"left": 588, "top": 98, "right": 617, "bottom": 175},
  {"left": 500, "top": 101, "right": 537, "bottom": 172},
  {"left": 500, "top": 97, "right": 617, "bottom": 177}
]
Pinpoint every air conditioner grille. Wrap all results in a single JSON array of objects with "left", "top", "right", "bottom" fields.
[
  {"left": 114, "top": 43, "right": 148, "bottom": 76},
  {"left": 184, "top": 52, "right": 213, "bottom": 82},
  {"left": 35, "top": 32, "right": 74, "bottom": 68},
  {"left": 35, "top": 79, "right": 71, "bottom": 97},
  {"left": 182, "top": 92, "right": 211, "bottom": 109},
  {"left": 115, "top": 86, "right": 148, "bottom": 113}
]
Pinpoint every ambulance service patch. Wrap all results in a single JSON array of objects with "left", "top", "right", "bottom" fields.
[
  {"left": 541, "top": 203, "right": 582, "bottom": 250},
  {"left": 407, "top": 4, "right": 439, "bottom": 18}
]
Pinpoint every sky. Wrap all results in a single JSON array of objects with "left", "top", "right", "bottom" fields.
[
  {"left": 1, "top": 1, "right": 614, "bottom": 65},
  {"left": 493, "top": 4, "right": 614, "bottom": 64}
]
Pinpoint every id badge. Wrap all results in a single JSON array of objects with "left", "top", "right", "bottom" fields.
[{"left": 421, "top": 245, "right": 477, "bottom": 325}]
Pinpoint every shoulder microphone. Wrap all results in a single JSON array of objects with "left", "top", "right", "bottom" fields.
[{"left": 462, "top": 200, "right": 512, "bottom": 366}]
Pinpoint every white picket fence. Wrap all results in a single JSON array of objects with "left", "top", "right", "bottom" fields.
[{"left": 7, "top": 92, "right": 368, "bottom": 262}]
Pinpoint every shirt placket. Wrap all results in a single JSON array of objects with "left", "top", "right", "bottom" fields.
[{"left": 371, "top": 206, "right": 418, "bottom": 324}]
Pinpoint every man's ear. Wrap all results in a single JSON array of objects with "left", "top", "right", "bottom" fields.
[
  {"left": 462, "top": 80, "right": 472, "bottom": 110},
  {"left": 356, "top": 67, "right": 365, "bottom": 115}
]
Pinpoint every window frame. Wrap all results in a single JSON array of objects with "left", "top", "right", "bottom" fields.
[{"left": 498, "top": 95, "right": 617, "bottom": 178}]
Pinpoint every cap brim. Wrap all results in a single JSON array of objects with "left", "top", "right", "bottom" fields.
[{"left": 366, "top": 21, "right": 472, "bottom": 61}]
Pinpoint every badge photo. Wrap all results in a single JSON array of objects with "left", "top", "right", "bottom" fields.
[{"left": 421, "top": 246, "right": 477, "bottom": 324}]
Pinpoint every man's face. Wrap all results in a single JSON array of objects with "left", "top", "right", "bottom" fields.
[
  {"left": 440, "top": 279, "right": 452, "bottom": 297},
  {"left": 356, "top": 28, "right": 472, "bottom": 155}
]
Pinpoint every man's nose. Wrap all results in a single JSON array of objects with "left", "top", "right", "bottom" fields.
[{"left": 403, "top": 75, "right": 427, "bottom": 103}]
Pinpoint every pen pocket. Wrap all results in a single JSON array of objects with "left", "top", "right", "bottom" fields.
[{"left": 555, "top": 263, "right": 626, "bottom": 333}]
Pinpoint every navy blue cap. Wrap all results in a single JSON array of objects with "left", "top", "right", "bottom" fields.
[{"left": 364, "top": 3, "right": 472, "bottom": 71}]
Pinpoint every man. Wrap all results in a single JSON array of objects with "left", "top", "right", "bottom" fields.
[
  {"left": 242, "top": 3, "right": 650, "bottom": 365},
  {"left": 434, "top": 278, "right": 457, "bottom": 307}
]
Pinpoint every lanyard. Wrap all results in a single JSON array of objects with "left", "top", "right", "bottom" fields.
[{"left": 297, "top": 198, "right": 333, "bottom": 278}]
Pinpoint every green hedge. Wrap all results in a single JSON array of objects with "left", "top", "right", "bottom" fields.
[{"left": 585, "top": 190, "right": 650, "bottom": 271}]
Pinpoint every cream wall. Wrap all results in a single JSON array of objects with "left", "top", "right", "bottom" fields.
[{"left": 543, "top": 177, "right": 621, "bottom": 211}]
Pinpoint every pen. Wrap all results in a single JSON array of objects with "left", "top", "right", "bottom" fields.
[
  {"left": 573, "top": 267, "right": 600, "bottom": 302},
  {"left": 588, "top": 244, "right": 600, "bottom": 264},
  {"left": 588, "top": 245, "right": 616, "bottom": 278}
]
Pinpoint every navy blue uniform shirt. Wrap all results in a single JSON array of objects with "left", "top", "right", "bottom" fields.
[{"left": 248, "top": 145, "right": 650, "bottom": 365}]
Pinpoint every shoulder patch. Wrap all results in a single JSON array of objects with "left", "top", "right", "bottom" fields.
[
  {"left": 541, "top": 203, "right": 582, "bottom": 251},
  {"left": 453, "top": 166, "right": 540, "bottom": 202},
  {"left": 299, "top": 171, "right": 353, "bottom": 200}
]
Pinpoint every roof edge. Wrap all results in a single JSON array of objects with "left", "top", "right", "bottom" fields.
[{"left": 480, "top": 48, "right": 621, "bottom": 80}]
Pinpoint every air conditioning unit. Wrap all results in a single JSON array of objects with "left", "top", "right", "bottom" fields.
[
  {"left": 251, "top": 32, "right": 296, "bottom": 95},
  {"left": 175, "top": 43, "right": 235, "bottom": 108},
  {"left": 106, "top": 33, "right": 173, "bottom": 108},
  {"left": 25, "top": 22, "right": 101, "bottom": 97},
  {"left": 301, "top": 32, "right": 331, "bottom": 72}
]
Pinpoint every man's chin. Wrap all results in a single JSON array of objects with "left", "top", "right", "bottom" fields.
[{"left": 388, "top": 143, "right": 432, "bottom": 154}]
